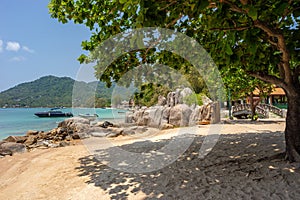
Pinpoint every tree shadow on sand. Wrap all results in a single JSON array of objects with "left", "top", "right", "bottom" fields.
[{"left": 76, "top": 131, "right": 300, "bottom": 199}]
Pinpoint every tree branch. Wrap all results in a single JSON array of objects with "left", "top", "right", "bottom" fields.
[
  {"left": 166, "top": 14, "right": 183, "bottom": 28},
  {"left": 247, "top": 71, "right": 285, "bottom": 88},
  {"left": 223, "top": 0, "right": 246, "bottom": 14},
  {"left": 253, "top": 20, "right": 292, "bottom": 84},
  {"left": 159, "top": 0, "right": 177, "bottom": 11},
  {"left": 210, "top": 26, "right": 251, "bottom": 31}
]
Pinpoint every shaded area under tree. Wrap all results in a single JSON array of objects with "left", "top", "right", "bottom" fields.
[{"left": 76, "top": 131, "right": 300, "bottom": 199}]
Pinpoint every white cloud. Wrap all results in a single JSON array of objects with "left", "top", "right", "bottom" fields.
[
  {"left": 6, "top": 41, "right": 21, "bottom": 52},
  {"left": 0, "top": 40, "right": 3, "bottom": 52},
  {"left": 9, "top": 56, "right": 26, "bottom": 62},
  {"left": 22, "top": 46, "right": 34, "bottom": 53}
]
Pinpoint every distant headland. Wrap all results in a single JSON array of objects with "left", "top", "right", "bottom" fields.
[{"left": 0, "top": 75, "right": 114, "bottom": 108}]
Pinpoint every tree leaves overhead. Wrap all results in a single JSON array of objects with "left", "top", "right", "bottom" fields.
[{"left": 49, "top": 0, "right": 300, "bottom": 92}]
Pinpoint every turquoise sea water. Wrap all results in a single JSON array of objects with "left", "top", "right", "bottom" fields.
[{"left": 0, "top": 108, "right": 127, "bottom": 140}]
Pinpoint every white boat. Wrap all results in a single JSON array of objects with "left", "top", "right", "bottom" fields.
[{"left": 78, "top": 113, "right": 99, "bottom": 121}]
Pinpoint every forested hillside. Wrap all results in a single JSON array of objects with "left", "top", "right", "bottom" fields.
[{"left": 0, "top": 76, "right": 114, "bottom": 108}]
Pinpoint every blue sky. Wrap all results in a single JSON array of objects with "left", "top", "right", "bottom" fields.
[{"left": 0, "top": 0, "right": 91, "bottom": 92}]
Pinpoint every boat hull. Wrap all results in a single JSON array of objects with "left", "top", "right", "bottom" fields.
[
  {"left": 34, "top": 112, "right": 73, "bottom": 118},
  {"left": 78, "top": 114, "right": 98, "bottom": 121}
]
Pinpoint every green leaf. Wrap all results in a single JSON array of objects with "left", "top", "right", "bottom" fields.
[
  {"left": 274, "top": 3, "right": 288, "bottom": 15},
  {"left": 119, "top": 0, "right": 127, "bottom": 4},
  {"left": 248, "top": 7, "right": 258, "bottom": 20},
  {"left": 190, "top": 4, "right": 196, "bottom": 11},
  {"left": 225, "top": 43, "right": 233, "bottom": 55},
  {"left": 198, "top": 0, "right": 209, "bottom": 11}
]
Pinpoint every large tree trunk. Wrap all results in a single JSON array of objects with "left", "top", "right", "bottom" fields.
[
  {"left": 249, "top": 93, "right": 260, "bottom": 121},
  {"left": 285, "top": 91, "right": 300, "bottom": 162}
]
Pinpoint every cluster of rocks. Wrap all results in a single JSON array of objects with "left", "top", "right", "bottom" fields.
[
  {"left": 126, "top": 87, "right": 220, "bottom": 129},
  {"left": 0, "top": 117, "right": 155, "bottom": 157}
]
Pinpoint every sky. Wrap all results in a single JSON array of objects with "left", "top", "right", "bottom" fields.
[{"left": 0, "top": 0, "right": 92, "bottom": 92}]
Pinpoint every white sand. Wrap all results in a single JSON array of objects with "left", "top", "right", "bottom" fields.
[{"left": 1, "top": 120, "right": 300, "bottom": 199}]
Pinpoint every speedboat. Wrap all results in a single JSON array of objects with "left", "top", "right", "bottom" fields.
[
  {"left": 78, "top": 113, "right": 98, "bottom": 121},
  {"left": 34, "top": 108, "right": 73, "bottom": 118}
]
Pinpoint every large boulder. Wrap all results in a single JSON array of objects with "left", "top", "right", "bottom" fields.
[
  {"left": 157, "top": 95, "right": 167, "bottom": 106},
  {"left": 167, "top": 92, "right": 176, "bottom": 107},
  {"left": 189, "top": 105, "right": 202, "bottom": 126},
  {"left": 136, "top": 109, "right": 150, "bottom": 126},
  {"left": 125, "top": 112, "right": 134, "bottom": 123},
  {"left": 4, "top": 135, "right": 27, "bottom": 143},
  {"left": 0, "top": 142, "right": 26, "bottom": 154},
  {"left": 0, "top": 149, "right": 13, "bottom": 156},
  {"left": 58, "top": 117, "right": 90, "bottom": 133},
  {"left": 147, "top": 106, "right": 164, "bottom": 128},
  {"left": 179, "top": 87, "right": 193, "bottom": 104},
  {"left": 167, "top": 87, "right": 193, "bottom": 106},
  {"left": 169, "top": 104, "right": 192, "bottom": 127}
]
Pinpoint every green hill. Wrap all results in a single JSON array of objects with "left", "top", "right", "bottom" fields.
[{"left": 0, "top": 75, "right": 115, "bottom": 108}]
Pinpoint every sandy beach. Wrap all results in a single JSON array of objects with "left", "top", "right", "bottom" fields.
[{"left": 1, "top": 119, "right": 300, "bottom": 199}]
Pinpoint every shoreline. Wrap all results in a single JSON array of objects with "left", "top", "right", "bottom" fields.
[{"left": 0, "top": 107, "right": 127, "bottom": 140}]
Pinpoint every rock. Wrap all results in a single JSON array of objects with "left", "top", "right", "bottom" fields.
[
  {"left": 35, "top": 140, "right": 47, "bottom": 148},
  {"left": 201, "top": 103, "right": 211, "bottom": 121},
  {"left": 122, "top": 126, "right": 148, "bottom": 135},
  {"left": 167, "top": 92, "right": 176, "bottom": 107},
  {"left": 106, "top": 132, "right": 122, "bottom": 138},
  {"left": 160, "top": 106, "right": 171, "bottom": 126},
  {"left": 26, "top": 130, "right": 39, "bottom": 136},
  {"left": 4, "top": 136, "right": 27, "bottom": 143},
  {"left": 74, "top": 132, "right": 89, "bottom": 139},
  {"left": 124, "top": 87, "right": 216, "bottom": 128},
  {"left": 202, "top": 95, "right": 213, "bottom": 105},
  {"left": 37, "top": 131, "right": 48, "bottom": 139},
  {"left": 65, "top": 135, "right": 72, "bottom": 141},
  {"left": 50, "top": 128, "right": 58, "bottom": 136},
  {"left": 135, "top": 126, "right": 148, "bottom": 134},
  {"left": 98, "top": 121, "right": 114, "bottom": 128},
  {"left": 122, "top": 128, "right": 136, "bottom": 135},
  {"left": 90, "top": 127, "right": 124, "bottom": 137},
  {"left": 59, "top": 141, "right": 70, "bottom": 147},
  {"left": 71, "top": 133, "right": 81, "bottom": 139},
  {"left": 48, "top": 143, "right": 59, "bottom": 148},
  {"left": 108, "top": 127, "right": 124, "bottom": 135},
  {"left": 0, "top": 142, "right": 26, "bottom": 153},
  {"left": 125, "top": 112, "right": 134, "bottom": 123},
  {"left": 133, "top": 109, "right": 146, "bottom": 125},
  {"left": 160, "top": 123, "right": 174, "bottom": 130},
  {"left": 147, "top": 106, "right": 164, "bottom": 128},
  {"left": 189, "top": 105, "right": 202, "bottom": 126},
  {"left": 167, "top": 87, "right": 193, "bottom": 107},
  {"left": 0, "top": 149, "right": 13, "bottom": 156},
  {"left": 157, "top": 95, "right": 167, "bottom": 106},
  {"left": 42, "top": 140, "right": 51, "bottom": 147},
  {"left": 179, "top": 87, "right": 193, "bottom": 104},
  {"left": 90, "top": 132, "right": 109, "bottom": 137},
  {"left": 58, "top": 117, "right": 90, "bottom": 133},
  {"left": 56, "top": 127, "right": 66, "bottom": 134},
  {"left": 24, "top": 135, "right": 37, "bottom": 146},
  {"left": 169, "top": 104, "right": 192, "bottom": 127}
]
